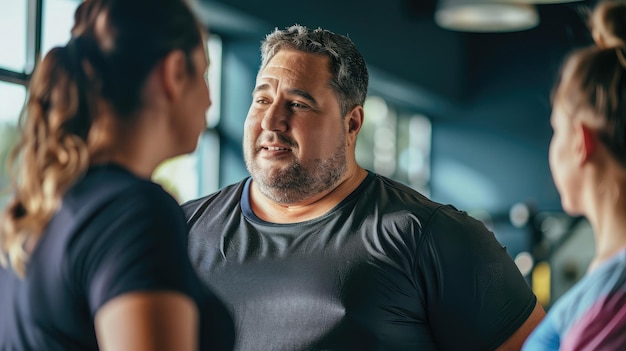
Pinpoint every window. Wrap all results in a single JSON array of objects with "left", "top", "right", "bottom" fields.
[
  {"left": 0, "top": 82, "right": 26, "bottom": 125},
  {"left": 0, "top": 82, "right": 24, "bottom": 208},
  {"left": 0, "top": 0, "right": 27, "bottom": 72},
  {"left": 42, "top": 0, "right": 81, "bottom": 57},
  {"left": 0, "top": 127, "right": 20, "bottom": 206},
  {"left": 356, "top": 96, "right": 432, "bottom": 195}
]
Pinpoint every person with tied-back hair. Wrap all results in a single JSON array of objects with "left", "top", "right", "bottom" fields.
[
  {"left": 522, "top": 1, "right": 626, "bottom": 350},
  {"left": 590, "top": 0, "right": 626, "bottom": 49},
  {"left": 183, "top": 24, "right": 545, "bottom": 351},
  {"left": 0, "top": 0, "right": 234, "bottom": 350}
]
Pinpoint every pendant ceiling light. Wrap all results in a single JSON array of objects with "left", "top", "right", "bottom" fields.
[
  {"left": 435, "top": 0, "right": 540, "bottom": 32},
  {"left": 502, "top": 0, "right": 583, "bottom": 3}
]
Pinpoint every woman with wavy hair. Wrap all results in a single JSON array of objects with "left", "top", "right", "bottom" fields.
[{"left": 0, "top": 0, "right": 233, "bottom": 350}]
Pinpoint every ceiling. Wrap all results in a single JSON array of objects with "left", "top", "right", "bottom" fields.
[{"left": 194, "top": 0, "right": 595, "bottom": 113}]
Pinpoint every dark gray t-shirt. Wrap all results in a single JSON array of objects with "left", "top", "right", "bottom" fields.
[
  {"left": 0, "top": 164, "right": 234, "bottom": 351},
  {"left": 184, "top": 172, "right": 536, "bottom": 351}
]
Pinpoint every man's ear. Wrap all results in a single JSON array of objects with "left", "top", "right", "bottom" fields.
[
  {"left": 160, "top": 50, "right": 188, "bottom": 101},
  {"left": 345, "top": 105, "right": 364, "bottom": 146},
  {"left": 576, "top": 123, "right": 597, "bottom": 164},
  {"left": 347, "top": 106, "right": 364, "bottom": 133}
]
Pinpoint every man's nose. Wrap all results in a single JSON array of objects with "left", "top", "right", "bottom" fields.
[{"left": 261, "top": 102, "right": 288, "bottom": 132}]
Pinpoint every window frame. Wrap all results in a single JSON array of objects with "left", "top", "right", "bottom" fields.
[{"left": 0, "top": 0, "right": 43, "bottom": 86}]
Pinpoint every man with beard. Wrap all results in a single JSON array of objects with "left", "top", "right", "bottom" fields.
[{"left": 183, "top": 24, "right": 545, "bottom": 351}]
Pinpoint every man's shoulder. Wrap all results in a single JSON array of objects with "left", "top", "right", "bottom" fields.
[
  {"left": 368, "top": 173, "right": 482, "bottom": 230},
  {"left": 368, "top": 173, "right": 443, "bottom": 211},
  {"left": 181, "top": 179, "right": 248, "bottom": 220}
]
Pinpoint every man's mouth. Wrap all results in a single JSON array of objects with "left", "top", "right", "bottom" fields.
[{"left": 263, "top": 146, "right": 291, "bottom": 151}]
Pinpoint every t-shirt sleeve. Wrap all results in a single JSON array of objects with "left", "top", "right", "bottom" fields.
[
  {"left": 419, "top": 205, "right": 537, "bottom": 350},
  {"left": 69, "top": 183, "right": 198, "bottom": 316}
]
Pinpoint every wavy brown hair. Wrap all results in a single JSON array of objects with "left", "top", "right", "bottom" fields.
[{"left": 0, "top": 0, "right": 203, "bottom": 276}]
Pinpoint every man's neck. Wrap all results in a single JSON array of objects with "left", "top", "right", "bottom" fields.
[{"left": 250, "top": 167, "right": 368, "bottom": 224}]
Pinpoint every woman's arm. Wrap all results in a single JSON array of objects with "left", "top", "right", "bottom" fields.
[
  {"left": 95, "top": 291, "right": 198, "bottom": 351},
  {"left": 496, "top": 301, "right": 546, "bottom": 351}
]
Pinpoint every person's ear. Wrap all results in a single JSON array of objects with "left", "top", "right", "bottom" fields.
[
  {"left": 576, "top": 123, "right": 597, "bottom": 164},
  {"left": 345, "top": 105, "right": 364, "bottom": 147},
  {"left": 160, "top": 50, "right": 188, "bottom": 102}
]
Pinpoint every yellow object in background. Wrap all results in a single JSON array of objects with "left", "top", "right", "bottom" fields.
[{"left": 532, "top": 261, "right": 551, "bottom": 308}]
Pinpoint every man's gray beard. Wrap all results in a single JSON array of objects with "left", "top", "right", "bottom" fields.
[{"left": 246, "top": 145, "right": 347, "bottom": 205}]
